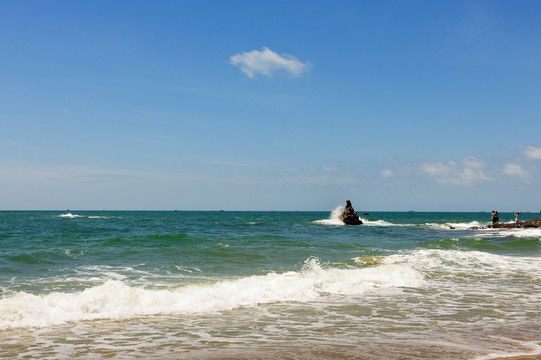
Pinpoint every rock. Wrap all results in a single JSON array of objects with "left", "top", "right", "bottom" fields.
[
  {"left": 523, "top": 218, "right": 541, "bottom": 227},
  {"left": 489, "top": 218, "right": 541, "bottom": 229},
  {"left": 340, "top": 200, "right": 363, "bottom": 225}
]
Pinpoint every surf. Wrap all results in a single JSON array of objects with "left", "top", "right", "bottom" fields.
[
  {"left": 313, "top": 206, "right": 398, "bottom": 226},
  {"left": 312, "top": 206, "right": 345, "bottom": 225},
  {"left": 0, "top": 257, "right": 425, "bottom": 330}
]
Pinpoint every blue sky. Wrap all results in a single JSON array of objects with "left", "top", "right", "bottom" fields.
[{"left": 1, "top": 0, "right": 541, "bottom": 211}]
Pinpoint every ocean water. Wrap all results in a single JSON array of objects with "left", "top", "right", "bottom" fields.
[{"left": 1, "top": 209, "right": 540, "bottom": 359}]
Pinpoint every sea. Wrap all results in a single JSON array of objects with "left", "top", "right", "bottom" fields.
[{"left": 1, "top": 208, "right": 540, "bottom": 360}]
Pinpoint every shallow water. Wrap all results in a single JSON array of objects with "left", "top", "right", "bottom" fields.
[{"left": 1, "top": 210, "right": 540, "bottom": 359}]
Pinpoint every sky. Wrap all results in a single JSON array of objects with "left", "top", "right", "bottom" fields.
[{"left": 1, "top": 0, "right": 541, "bottom": 212}]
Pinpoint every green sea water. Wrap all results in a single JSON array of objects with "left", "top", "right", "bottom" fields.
[{"left": 1, "top": 210, "right": 540, "bottom": 359}]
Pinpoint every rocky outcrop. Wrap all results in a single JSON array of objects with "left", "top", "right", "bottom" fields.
[
  {"left": 489, "top": 218, "right": 541, "bottom": 229},
  {"left": 340, "top": 200, "right": 363, "bottom": 225}
]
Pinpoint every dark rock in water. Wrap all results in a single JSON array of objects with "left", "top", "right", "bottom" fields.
[
  {"left": 340, "top": 200, "right": 363, "bottom": 225},
  {"left": 489, "top": 218, "right": 541, "bottom": 229}
]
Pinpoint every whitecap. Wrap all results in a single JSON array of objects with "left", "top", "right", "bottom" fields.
[
  {"left": 313, "top": 206, "right": 345, "bottom": 226},
  {"left": 382, "top": 249, "right": 541, "bottom": 278},
  {"left": 475, "top": 227, "right": 541, "bottom": 239},
  {"left": 59, "top": 213, "right": 81, "bottom": 218},
  {"left": 0, "top": 257, "right": 426, "bottom": 330},
  {"left": 313, "top": 206, "right": 401, "bottom": 227},
  {"left": 362, "top": 219, "right": 404, "bottom": 227},
  {"left": 426, "top": 221, "right": 487, "bottom": 230}
]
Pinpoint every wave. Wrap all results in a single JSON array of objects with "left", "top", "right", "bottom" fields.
[
  {"left": 361, "top": 249, "right": 541, "bottom": 278},
  {"left": 59, "top": 213, "right": 81, "bottom": 218},
  {"left": 0, "top": 257, "right": 424, "bottom": 330},
  {"left": 313, "top": 206, "right": 398, "bottom": 227},
  {"left": 59, "top": 213, "right": 111, "bottom": 219},
  {"left": 313, "top": 208, "right": 541, "bottom": 237},
  {"left": 425, "top": 221, "right": 486, "bottom": 230},
  {"left": 312, "top": 206, "right": 345, "bottom": 226},
  {"left": 314, "top": 210, "right": 541, "bottom": 237},
  {"left": 363, "top": 219, "right": 403, "bottom": 227},
  {"left": 473, "top": 341, "right": 541, "bottom": 360},
  {"left": 424, "top": 220, "right": 541, "bottom": 237},
  {"left": 474, "top": 227, "right": 541, "bottom": 239}
]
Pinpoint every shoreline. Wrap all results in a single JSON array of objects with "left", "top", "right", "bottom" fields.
[{"left": 487, "top": 342, "right": 541, "bottom": 360}]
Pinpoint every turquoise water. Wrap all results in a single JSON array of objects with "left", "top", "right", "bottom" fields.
[{"left": 1, "top": 210, "right": 540, "bottom": 359}]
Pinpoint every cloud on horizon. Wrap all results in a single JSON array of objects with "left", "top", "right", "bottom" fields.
[
  {"left": 230, "top": 47, "right": 311, "bottom": 78},
  {"left": 1, "top": 165, "right": 139, "bottom": 185},
  {"left": 419, "top": 156, "right": 491, "bottom": 186}
]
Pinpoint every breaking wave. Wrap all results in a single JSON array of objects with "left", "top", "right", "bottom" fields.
[{"left": 0, "top": 257, "right": 424, "bottom": 330}]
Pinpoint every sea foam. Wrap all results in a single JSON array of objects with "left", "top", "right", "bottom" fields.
[
  {"left": 313, "top": 206, "right": 397, "bottom": 226},
  {"left": 426, "top": 220, "right": 486, "bottom": 230},
  {"left": 379, "top": 249, "right": 541, "bottom": 278},
  {"left": 313, "top": 206, "right": 345, "bottom": 225},
  {"left": 0, "top": 257, "right": 424, "bottom": 330},
  {"left": 59, "top": 213, "right": 82, "bottom": 218}
]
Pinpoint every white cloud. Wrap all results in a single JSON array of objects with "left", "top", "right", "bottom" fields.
[
  {"left": 381, "top": 169, "right": 394, "bottom": 178},
  {"left": 503, "top": 163, "right": 530, "bottom": 180},
  {"left": 462, "top": 156, "right": 485, "bottom": 169},
  {"left": 419, "top": 156, "right": 491, "bottom": 186},
  {"left": 210, "top": 160, "right": 260, "bottom": 167},
  {"left": 1, "top": 164, "right": 138, "bottom": 184},
  {"left": 230, "top": 47, "right": 311, "bottom": 78},
  {"left": 522, "top": 146, "right": 541, "bottom": 160},
  {"left": 322, "top": 166, "right": 338, "bottom": 172}
]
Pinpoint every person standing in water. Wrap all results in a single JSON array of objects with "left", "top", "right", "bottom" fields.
[
  {"left": 514, "top": 212, "right": 520, "bottom": 223},
  {"left": 491, "top": 211, "right": 499, "bottom": 226}
]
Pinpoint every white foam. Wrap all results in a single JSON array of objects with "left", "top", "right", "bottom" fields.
[
  {"left": 380, "top": 249, "right": 541, "bottom": 278},
  {"left": 475, "top": 227, "right": 541, "bottom": 239},
  {"left": 426, "top": 221, "right": 486, "bottom": 230},
  {"left": 59, "top": 213, "right": 110, "bottom": 219},
  {"left": 59, "top": 213, "right": 81, "bottom": 218},
  {"left": 314, "top": 210, "right": 541, "bottom": 234},
  {"left": 362, "top": 219, "right": 403, "bottom": 227},
  {"left": 425, "top": 220, "right": 541, "bottom": 238},
  {"left": 0, "top": 257, "right": 425, "bottom": 330},
  {"left": 314, "top": 206, "right": 400, "bottom": 226},
  {"left": 473, "top": 340, "right": 541, "bottom": 360},
  {"left": 313, "top": 206, "right": 345, "bottom": 226}
]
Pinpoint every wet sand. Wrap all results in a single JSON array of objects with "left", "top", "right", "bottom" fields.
[{"left": 491, "top": 342, "right": 541, "bottom": 360}]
